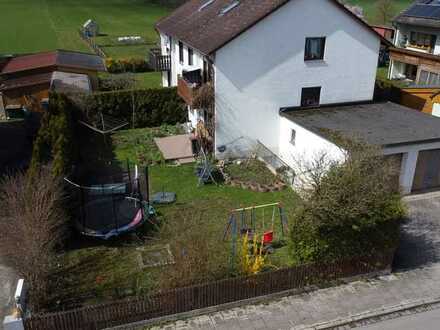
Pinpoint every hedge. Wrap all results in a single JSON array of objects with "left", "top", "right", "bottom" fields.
[
  {"left": 80, "top": 87, "right": 187, "bottom": 128},
  {"left": 105, "top": 58, "right": 151, "bottom": 74}
]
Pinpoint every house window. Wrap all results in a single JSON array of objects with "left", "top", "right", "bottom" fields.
[
  {"left": 418, "top": 70, "right": 440, "bottom": 86},
  {"left": 179, "top": 41, "right": 184, "bottom": 63},
  {"left": 409, "top": 32, "right": 436, "bottom": 51},
  {"left": 304, "top": 37, "right": 326, "bottom": 61},
  {"left": 301, "top": 87, "right": 321, "bottom": 107},
  {"left": 188, "top": 47, "right": 194, "bottom": 66},
  {"left": 290, "top": 129, "right": 296, "bottom": 145}
]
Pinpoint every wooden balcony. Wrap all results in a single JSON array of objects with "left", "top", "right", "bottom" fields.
[
  {"left": 177, "top": 69, "right": 202, "bottom": 106},
  {"left": 148, "top": 48, "right": 171, "bottom": 71}
]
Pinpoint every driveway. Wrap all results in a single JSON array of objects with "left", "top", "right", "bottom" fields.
[
  {"left": 0, "top": 258, "right": 16, "bottom": 330},
  {"left": 393, "top": 192, "right": 440, "bottom": 270}
]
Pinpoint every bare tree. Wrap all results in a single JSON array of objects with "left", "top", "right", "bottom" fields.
[
  {"left": 0, "top": 167, "right": 67, "bottom": 310},
  {"left": 377, "top": 0, "right": 395, "bottom": 25}
]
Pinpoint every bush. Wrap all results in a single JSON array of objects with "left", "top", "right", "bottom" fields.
[
  {"left": 289, "top": 140, "right": 405, "bottom": 265},
  {"left": 29, "top": 93, "right": 77, "bottom": 177},
  {"left": 105, "top": 57, "right": 151, "bottom": 74},
  {"left": 0, "top": 168, "right": 67, "bottom": 310},
  {"left": 77, "top": 88, "right": 186, "bottom": 129}
]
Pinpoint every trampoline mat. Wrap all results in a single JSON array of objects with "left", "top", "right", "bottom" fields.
[{"left": 81, "top": 196, "right": 141, "bottom": 232}]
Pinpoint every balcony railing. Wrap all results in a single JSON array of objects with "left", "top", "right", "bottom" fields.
[
  {"left": 178, "top": 69, "right": 202, "bottom": 106},
  {"left": 148, "top": 48, "right": 171, "bottom": 71}
]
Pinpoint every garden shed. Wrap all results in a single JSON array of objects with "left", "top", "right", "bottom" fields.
[{"left": 83, "top": 19, "right": 100, "bottom": 37}]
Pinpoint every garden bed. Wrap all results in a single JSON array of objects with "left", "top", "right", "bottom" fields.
[{"left": 222, "top": 158, "right": 287, "bottom": 192}]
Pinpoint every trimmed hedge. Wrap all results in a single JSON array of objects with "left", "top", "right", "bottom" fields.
[
  {"left": 81, "top": 87, "right": 186, "bottom": 128},
  {"left": 105, "top": 57, "right": 151, "bottom": 74}
]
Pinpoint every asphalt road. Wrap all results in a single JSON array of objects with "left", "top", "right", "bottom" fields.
[{"left": 361, "top": 307, "right": 440, "bottom": 330}]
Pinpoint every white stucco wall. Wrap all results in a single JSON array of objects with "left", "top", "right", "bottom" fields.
[
  {"left": 160, "top": 33, "right": 205, "bottom": 87},
  {"left": 279, "top": 116, "right": 345, "bottom": 185},
  {"left": 214, "top": 0, "right": 380, "bottom": 159}
]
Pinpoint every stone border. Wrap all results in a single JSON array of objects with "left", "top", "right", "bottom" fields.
[{"left": 220, "top": 162, "right": 287, "bottom": 193}]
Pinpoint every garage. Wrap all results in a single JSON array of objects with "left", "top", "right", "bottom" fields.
[{"left": 412, "top": 149, "right": 440, "bottom": 192}]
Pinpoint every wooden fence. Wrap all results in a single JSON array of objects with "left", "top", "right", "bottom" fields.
[
  {"left": 24, "top": 251, "right": 394, "bottom": 330},
  {"left": 78, "top": 30, "right": 107, "bottom": 58}
]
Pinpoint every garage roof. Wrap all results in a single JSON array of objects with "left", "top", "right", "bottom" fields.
[{"left": 281, "top": 102, "right": 440, "bottom": 147}]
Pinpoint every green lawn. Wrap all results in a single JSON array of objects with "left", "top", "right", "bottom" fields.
[
  {"left": 0, "top": 0, "right": 172, "bottom": 57},
  {"left": 345, "top": 0, "right": 412, "bottom": 25},
  {"left": 52, "top": 127, "right": 298, "bottom": 309}
]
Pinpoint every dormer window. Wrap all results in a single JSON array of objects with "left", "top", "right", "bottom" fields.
[{"left": 304, "top": 37, "right": 326, "bottom": 61}]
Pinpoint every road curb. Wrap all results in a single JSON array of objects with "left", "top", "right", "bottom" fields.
[{"left": 297, "top": 297, "right": 440, "bottom": 329}]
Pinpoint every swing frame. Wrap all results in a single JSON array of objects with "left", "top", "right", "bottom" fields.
[{"left": 223, "top": 202, "right": 289, "bottom": 269}]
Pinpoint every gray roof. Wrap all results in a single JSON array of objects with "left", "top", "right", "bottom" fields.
[
  {"left": 394, "top": 0, "right": 440, "bottom": 28},
  {"left": 281, "top": 102, "right": 440, "bottom": 147}
]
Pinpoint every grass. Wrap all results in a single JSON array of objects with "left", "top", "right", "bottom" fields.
[
  {"left": 53, "top": 126, "right": 299, "bottom": 308},
  {"left": 0, "top": 0, "right": 172, "bottom": 57},
  {"left": 345, "top": 0, "right": 412, "bottom": 25},
  {"left": 111, "top": 125, "right": 185, "bottom": 166}
]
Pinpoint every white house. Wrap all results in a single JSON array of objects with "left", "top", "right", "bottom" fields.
[
  {"left": 154, "top": 0, "right": 440, "bottom": 194},
  {"left": 388, "top": 0, "right": 440, "bottom": 85}
]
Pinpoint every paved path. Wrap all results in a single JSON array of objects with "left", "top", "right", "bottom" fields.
[
  {"left": 361, "top": 305, "right": 440, "bottom": 330},
  {"left": 0, "top": 259, "right": 16, "bottom": 330},
  {"left": 147, "top": 193, "right": 440, "bottom": 330}
]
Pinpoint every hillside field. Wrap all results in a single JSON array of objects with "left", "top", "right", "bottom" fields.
[
  {"left": 0, "top": 0, "right": 171, "bottom": 56},
  {"left": 0, "top": 0, "right": 413, "bottom": 56},
  {"left": 345, "top": 0, "right": 412, "bottom": 24}
]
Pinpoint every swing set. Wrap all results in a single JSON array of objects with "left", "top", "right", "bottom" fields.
[{"left": 223, "top": 202, "right": 289, "bottom": 268}]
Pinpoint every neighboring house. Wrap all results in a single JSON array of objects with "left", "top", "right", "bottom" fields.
[
  {"left": 0, "top": 50, "right": 105, "bottom": 114},
  {"left": 153, "top": 0, "right": 440, "bottom": 194},
  {"left": 371, "top": 25, "right": 395, "bottom": 43},
  {"left": 389, "top": 1, "right": 440, "bottom": 85}
]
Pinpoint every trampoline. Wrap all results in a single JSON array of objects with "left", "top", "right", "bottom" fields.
[{"left": 65, "top": 165, "right": 155, "bottom": 239}]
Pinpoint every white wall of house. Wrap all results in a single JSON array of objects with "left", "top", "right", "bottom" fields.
[
  {"left": 160, "top": 33, "right": 205, "bottom": 87},
  {"left": 214, "top": 0, "right": 380, "bottom": 159},
  {"left": 279, "top": 116, "right": 345, "bottom": 186}
]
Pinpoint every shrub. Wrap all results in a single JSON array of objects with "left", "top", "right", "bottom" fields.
[
  {"left": 105, "top": 57, "right": 151, "bottom": 74},
  {"left": 289, "top": 140, "right": 405, "bottom": 265},
  {"left": 0, "top": 167, "right": 67, "bottom": 310},
  {"left": 29, "top": 93, "right": 77, "bottom": 177}
]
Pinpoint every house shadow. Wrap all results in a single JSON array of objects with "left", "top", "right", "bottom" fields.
[{"left": 393, "top": 203, "right": 440, "bottom": 271}]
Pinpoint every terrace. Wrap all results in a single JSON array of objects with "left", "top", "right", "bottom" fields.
[
  {"left": 177, "top": 69, "right": 203, "bottom": 106},
  {"left": 148, "top": 48, "right": 171, "bottom": 71}
]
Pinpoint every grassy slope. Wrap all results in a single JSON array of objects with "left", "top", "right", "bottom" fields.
[
  {"left": 345, "top": 0, "right": 412, "bottom": 24},
  {"left": 0, "top": 0, "right": 170, "bottom": 54}
]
